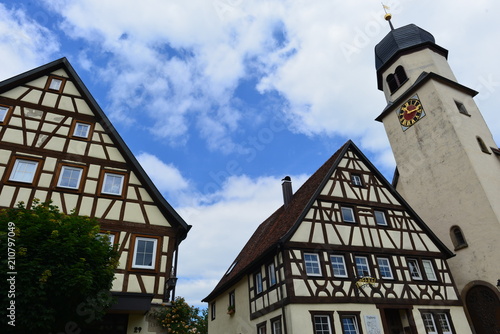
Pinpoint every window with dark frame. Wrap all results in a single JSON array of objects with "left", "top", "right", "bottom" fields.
[
  {"left": 313, "top": 315, "right": 333, "bottom": 334},
  {"left": 341, "top": 207, "right": 356, "bottom": 223},
  {"left": 476, "top": 136, "right": 490, "bottom": 154},
  {"left": 407, "top": 258, "right": 423, "bottom": 280},
  {"left": 386, "top": 65, "right": 408, "bottom": 93},
  {"left": 73, "top": 122, "right": 91, "bottom": 138},
  {"left": 454, "top": 100, "right": 470, "bottom": 116},
  {"left": 340, "top": 314, "right": 362, "bottom": 334},
  {"left": 271, "top": 318, "right": 282, "bottom": 334},
  {"left": 210, "top": 302, "right": 216, "bottom": 321},
  {"left": 450, "top": 226, "right": 468, "bottom": 250},
  {"left": 268, "top": 263, "right": 277, "bottom": 286},
  {"left": 420, "top": 310, "right": 454, "bottom": 334},
  {"left": 257, "top": 323, "right": 266, "bottom": 334},
  {"left": 0, "top": 105, "right": 11, "bottom": 123},
  {"left": 229, "top": 291, "right": 235, "bottom": 312},
  {"left": 255, "top": 271, "right": 263, "bottom": 294},
  {"left": 351, "top": 174, "right": 363, "bottom": 187}
]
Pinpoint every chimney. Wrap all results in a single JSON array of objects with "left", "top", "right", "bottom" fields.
[{"left": 281, "top": 176, "right": 293, "bottom": 207}]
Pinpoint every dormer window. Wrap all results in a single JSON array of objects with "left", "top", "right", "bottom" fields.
[{"left": 386, "top": 65, "right": 408, "bottom": 94}]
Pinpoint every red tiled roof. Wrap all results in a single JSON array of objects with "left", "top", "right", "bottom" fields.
[{"left": 202, "top": 141, "right": 351, "bottom": 302}]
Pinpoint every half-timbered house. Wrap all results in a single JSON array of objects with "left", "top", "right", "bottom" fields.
[
  {"left": 0, "top": 58, "right": 191, "bottom": 333},
  {"left": 203, "top": 141, "right": 471, "bottom": 334}
]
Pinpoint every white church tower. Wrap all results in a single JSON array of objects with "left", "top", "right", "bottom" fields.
[{"left": 374, "top": 16, "right": 500, "bottom": 334}]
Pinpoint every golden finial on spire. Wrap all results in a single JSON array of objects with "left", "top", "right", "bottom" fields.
[{"left": 381, "top": 3, "right": 395, "bottom": 30}]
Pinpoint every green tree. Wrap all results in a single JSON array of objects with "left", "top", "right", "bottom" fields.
[
  {"left": 0, "top": 200, "right": 119, "bottom": 333},
  {"left": 154, "top": 297, "right": 207, "bottom": 334}
]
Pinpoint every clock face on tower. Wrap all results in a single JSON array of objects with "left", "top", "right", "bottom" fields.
[{"left": 398, "top": 97, "right": 425, "bottom": 130}]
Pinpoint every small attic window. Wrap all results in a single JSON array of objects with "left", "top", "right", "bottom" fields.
[
  {"left": 225, "top": 261, "right": 238, "bottom": 276},
  {"left": 46, "top": 76, "right": 66, "bottom": 92}
]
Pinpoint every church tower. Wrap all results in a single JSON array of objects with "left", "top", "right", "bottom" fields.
[{"left": 374, "top": 19, "right": 500, "bottom": 333}]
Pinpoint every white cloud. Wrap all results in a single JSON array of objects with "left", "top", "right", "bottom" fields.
[{"left": 0, "top": 4, "right": 59, "bottom": 80}]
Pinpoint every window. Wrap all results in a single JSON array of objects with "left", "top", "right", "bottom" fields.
[
  {"left": 422, "top": 259, "right": 438, "bottom": 281},
  {"left": 229, "top": 291, "right": 235, "bottom": 310},
  {"left": 351, "top": 174, "right": 363, "bottom": 187},
  {"left": 421, "top": 311, "right": 454, "bottom": 334},
  {"left": 341, "top": 207, "right": 355, "bottom": 223},
  {"left": 330, "top": 255, "right": 348, "bottom": 278},
  {"left": 455, "top": 100, "right": 470, "bottom": 116},
  {"left": 476, "top": 136, "right": 490, "bottom": 154},
  {"left": 101, "top": 172, "right": 125, "bottom": 195},
  {"left": 210, "top": 302, "right": 216, "bottom": 321},
  {"left": 57, "top": 165, "right": 83, "bottom": 189},
  {"left": 9, "top": 159, "right": 39, "bottom": 183},
  {"left": 73, "top": 122, "right": 91, "bottom": 138},
  {"left": 387, "top": 66, "right": 408, "bottom": 93},
  {"left": 314, "top": 315, "right": 332, "bottom": 334},
  {"left": 255, "top": 272, "right": 263, "bottom": 294},
  {"left": 377, "top": 257, "right": 394, "bottom": 279},
  {"left": 97, "top": 232, "right": 115, "bottom": 245},
  {"left": 340, "top": 315, "right": 361, "bottom": 334},
  {"left": 304, "top": 253, "right": 322, "bottom": 276},
  {"left": 46, "top": 76, "right": 65, "bottom": 92},
  {"left": 272, "top": 318, "right": 282, "bottom": 334},
  {"left": 450, "top": 226, "right": 468, "bottom": 250},
  {"left": 355, "top": 256, "right": 370, "bottom": 277},
  {"left": 0, "top": 105, "right": 11, "bottom": 123},
  {"left": 407, "top": 259, "right": 423, "bottom": 280},
  {"left": 132, "top": 237, "right": 158, "bottom": 269},
  {"left": 374, "top": 210, "right": 388, "bottom": 226},
  {"left": 257, "top": 323, "right": 266, "bottom": 334},
  {"left": 268, "top": 263, "right": 277, "bottom": 286}
]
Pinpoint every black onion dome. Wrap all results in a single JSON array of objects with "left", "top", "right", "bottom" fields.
[{"left": 375, "top": 24, "right": 436, "bottom": 70}]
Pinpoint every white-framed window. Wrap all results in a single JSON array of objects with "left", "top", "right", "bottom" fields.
[
  {"left": 255, "top": 272, "right": 263, "bottom": 294},
  {"left": 9, "top": 159, "right": 39, "bottom": 183},
  {"left": 377, "top": 257, "right": 394, "bottom": 279},
  {"left": 355, "top": 256, "right": 370, "bottom": 277},
  {"left": 49, "top": 78, "right": 63, "bottom": 91},
  {"left": 132, "top": 237, "right": 158, "bottom": 269},
  {"left": 0, "top": 105, "right": 9, "bottom": 122},
  {"left": 304, "top": 253, "right": 322, "bottom": 276},
  {"left": 421, "top": 312, "right": 453, "bottom": 334},
  {"left": 314, "top": 315, "right": 332, "bottom": 334},
  {"left": 97, "top": 232, "right": 115, "bottom": 245},
  {"left": 101, "top": 173, "right": 125, "bottom": 195},
  {"left": 407, "top": 259, "right": 423, "bottom": 280},
  {"left": 341, "top": 207, "right": 355, "bottom": 223},
  {"left": 268, "top": 263, "right": 277, "bottom": 286},
  {"left": 257, "top": 324, "right": 266, "bottom": 334},
  {"left": 341, "top": 315, "right": 360, "bottom": 334},
  {"left": 73, "top": 122, "right": 91, "bottom": 138},
  {"left": 351, "top": 174, "right": 363, "bottom": 187},
  {"left": 374, "top": 210, "right": 388, "bottom": 226},
  {"left": 422, "top": 259, "right": 438, "bottom": 281},
  {"left": 330, "top": 255, "right": 348, "bottom": 278},
  {"left": 57, "top": 165, "right": 83, "bottom": 189},
  {"left": 272, "top": 319, "right": 282, "bottom": 334}
]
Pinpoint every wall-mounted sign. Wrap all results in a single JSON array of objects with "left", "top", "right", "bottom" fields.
[{"left": 355, "top": 276, "right": 376, "bottom": 289}]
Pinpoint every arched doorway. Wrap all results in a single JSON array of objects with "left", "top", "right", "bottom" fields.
[{"left": 465, "top": 285, "right": 500, "bottom": 334}]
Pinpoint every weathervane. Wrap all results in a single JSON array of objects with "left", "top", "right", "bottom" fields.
[{"left": 382, "top": 3, "right": 395, "bottom": 30}]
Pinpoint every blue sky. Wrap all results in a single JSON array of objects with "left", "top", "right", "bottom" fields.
[{"left": 1, "top": 0, "right": 499, "bottom": 307}]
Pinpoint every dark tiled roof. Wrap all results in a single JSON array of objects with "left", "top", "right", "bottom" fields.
[
  {"left": 375, "top": 24, "right": 435, "bottom": 71},
  {"left": 203, "top": 141, "right": 351, "bottom": 301}
]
